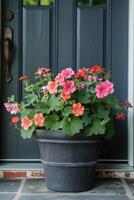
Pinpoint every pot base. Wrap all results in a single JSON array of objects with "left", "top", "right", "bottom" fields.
[{"left": 44, "top": 165, "right": 96, "bottom": 192}]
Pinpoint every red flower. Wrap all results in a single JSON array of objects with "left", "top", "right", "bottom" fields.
[
  {"left": 90, "top": 65, "right": 105, "bottom": 74},
  {"left": 19, "top": 76, "right": 27, "bottom": 81},
  {"left": 75, "top": 70, "right": 85, "bottom": 78},
  {"left": 12, "top": 116, "right": 19, "bottom": 124},
  {"left": 116, "top": 113, "right": 126, "bottom": 120}
]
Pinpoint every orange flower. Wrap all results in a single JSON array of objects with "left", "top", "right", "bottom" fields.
[
  {"left": 72, "top": 103, "right": 84, "bottom": 117},
  {"left": 19, "top": 76, "right": 27, "bottom": 81},
  {"left": 60, "top": 90, "right": 71, "bottom": 101},
  {"left": 47, "top": 81, "right": 58, "bottom": 94},
  {"left": 34, "top": 113, "right": 45, "bottom": 127},
  {"left": 12, "top": 116, "right": 19, "bottom": 124},
  {"left": 21, "top": 117, "right": 33, "bottom": 130}
]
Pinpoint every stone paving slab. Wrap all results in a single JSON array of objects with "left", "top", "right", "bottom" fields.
[
  {"left": 0, "top": 193, "right": 16, "bottom": 200},
  {"left": 124, "top": 179, "right": 134, "bottom": 197},
  {"left": 0, "top": 178, "right": 133, "bottom": 200},
  {"left": 0, "top": 180, "right": 21, "bottom": 192},
  {"left": 19, "top": 194, "right": 129, "bottom": 200},
  {"left": 22, "top": 178, "right": 126, "bottom": 195}
]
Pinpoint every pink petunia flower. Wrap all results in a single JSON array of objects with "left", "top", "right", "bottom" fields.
[
  {"left": 21, "top": 117, "right": 33, "bottom": 130},
  {"left": 10, "top": 104, "right": 20, "bottom": 115},
  {"left": 61, "top": 68, "right": 75, "bottom": 79},
  {"left": 55, "top": 73, "right": 65, "bottom": 86},
  {"left": 4, "top": 102, "right": 12, "bottom": 112},
  {"left": 47, "top": 81, "right": 58, "bottom": 94},
  {"left": 63, "top": 80, "right": 76, "bottom": 94},
  {"left": 95, "top": 80, "right": 114, "bottom": 99}
]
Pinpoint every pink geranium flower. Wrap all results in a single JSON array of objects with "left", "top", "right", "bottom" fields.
[
  {"left": 10, "top": 104, "right": 20, "bottom": 114},
  {"left": 84, "top": 75, "right": 92, "bottom": 81},
  {"left": 21, "top": 117, "right": 33, "bottom": 130},
  {"left": 72, "top": 103, "right": 85, "bottom": 117},
  {"left": 95, "top": 80, "right": 114, "bottom": 99},
  {"left": 4, "top": 102, "right": 20, "bottom": 114},
  {"left": 4, "top": 102, "right": 12, "bottom": 112},
  {"left": 42, "top": 86, "right": 48, "bottom": 93},
  {"left": 61, "top": 68, "right": 74, "bottom": 79},
  {"left": 80, "top": 83, "right": 85, "bottom": 89},
  {"left": 60, "top": 90, "right": 71, "bottom": 101},
  {"left": 47, "top": 81, "right": 58, "bottom": 94},
  {"left": 55, "top": 73, "right": 65, "bottom": 86},
  {"left": 63, "top": 80, "right": 76, "bottom": 93},
  {"left": 35, "top": 67, "right": 50, "bottom": 75},
  {"left": 34, "top": 113, "right": 45, "bottom": 127}
]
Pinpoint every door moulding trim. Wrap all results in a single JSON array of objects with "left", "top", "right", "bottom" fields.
[{"left": 128, "top": 0, "right": 134, "bottom": 167}]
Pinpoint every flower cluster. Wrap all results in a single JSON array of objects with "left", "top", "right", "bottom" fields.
[{"left": 4, "top": 65, "right": 129, "bottom": 139}]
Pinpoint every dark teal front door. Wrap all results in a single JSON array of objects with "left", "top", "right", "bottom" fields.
[{"left": 0, "top": 0, "right": 128, "bottom": 162}]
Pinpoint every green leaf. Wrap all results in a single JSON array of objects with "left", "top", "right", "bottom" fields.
[
  {"left": 38, "top": 95, "right": 60, "bottom": 114},
  {"left": 97, "top": 107, "right": 109, "bottom": 119},
  {"left": 82, "top": 112, "right": 92, "bottom": 126},
  {"left": 85, "top": 119, "right": 106, "bottom": 136},
  {"left": 25, "top": 94, "right": 38, "bottom": 104},
  {"left": 77, "top": 91, "right": 90, "bottom": 104},
  {"left": 45, "top": 114, "right": 61, "bottom": 130},
  {"left": 62, "top": 116, "right": 83, "bottom": 136},
  {"left": 20, "top": 108, "right": 36, "bottom": 119},
  {"left": 20, "top": 126, "right": 36, "bottom": 139},
  {"left": 104, "top": 96, "right": 122, "bottom": 110},
  {"left": 63, "top": 106, "right": 72, "bottom": 117},
  {"left": 105, "top": 120, "right": 115, "bottom": 139},
  {"left": 8, "top": 95, "right": 15, "bottom": 103}
]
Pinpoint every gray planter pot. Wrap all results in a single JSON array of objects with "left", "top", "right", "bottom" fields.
[{"left": 35, "top": 130, "right": 103, "bottom": 192}]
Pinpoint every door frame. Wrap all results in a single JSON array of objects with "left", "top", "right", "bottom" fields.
[{"left": 128, "top": 0, "right": 134, "bottom": 167}]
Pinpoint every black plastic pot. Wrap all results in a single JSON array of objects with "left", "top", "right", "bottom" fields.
[{"left": 35, "top": 130, "right": 103, "bottom": 192}]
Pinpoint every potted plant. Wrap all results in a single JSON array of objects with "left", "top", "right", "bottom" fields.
[{"left": 4, "top": 66, "right": 130, "bottom": 192}]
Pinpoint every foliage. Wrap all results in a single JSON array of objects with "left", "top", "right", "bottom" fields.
[
  {"left": 23, "top": 0, "right": 106, "bottom": 6},
  {"left": 77, "top": 0, "right": 107, "bottom": 6},
  {"left": 23, "top": 0, "right": 54, "bottom": 5},
  {"left": 5, "top": 65, "right": 129, "bottom": 139}
]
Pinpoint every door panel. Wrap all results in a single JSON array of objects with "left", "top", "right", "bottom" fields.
[
  {"left": 100, "top": 0, "right": 128, "bottom": 160},
  {"left": 1, "top": 0, "right": 22, "bottom": 159},
  {"left": 0, "top": 0, "right": 128, "bottom": 161},
  {"left": 77, "top": 6, "right": 104, "bottom": 67},
  {"left": 23, "top": 7, "right": 51, "bottom": 77},
  {"left": 57, "top": 0, "right": 76, "bottom": 69}
]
